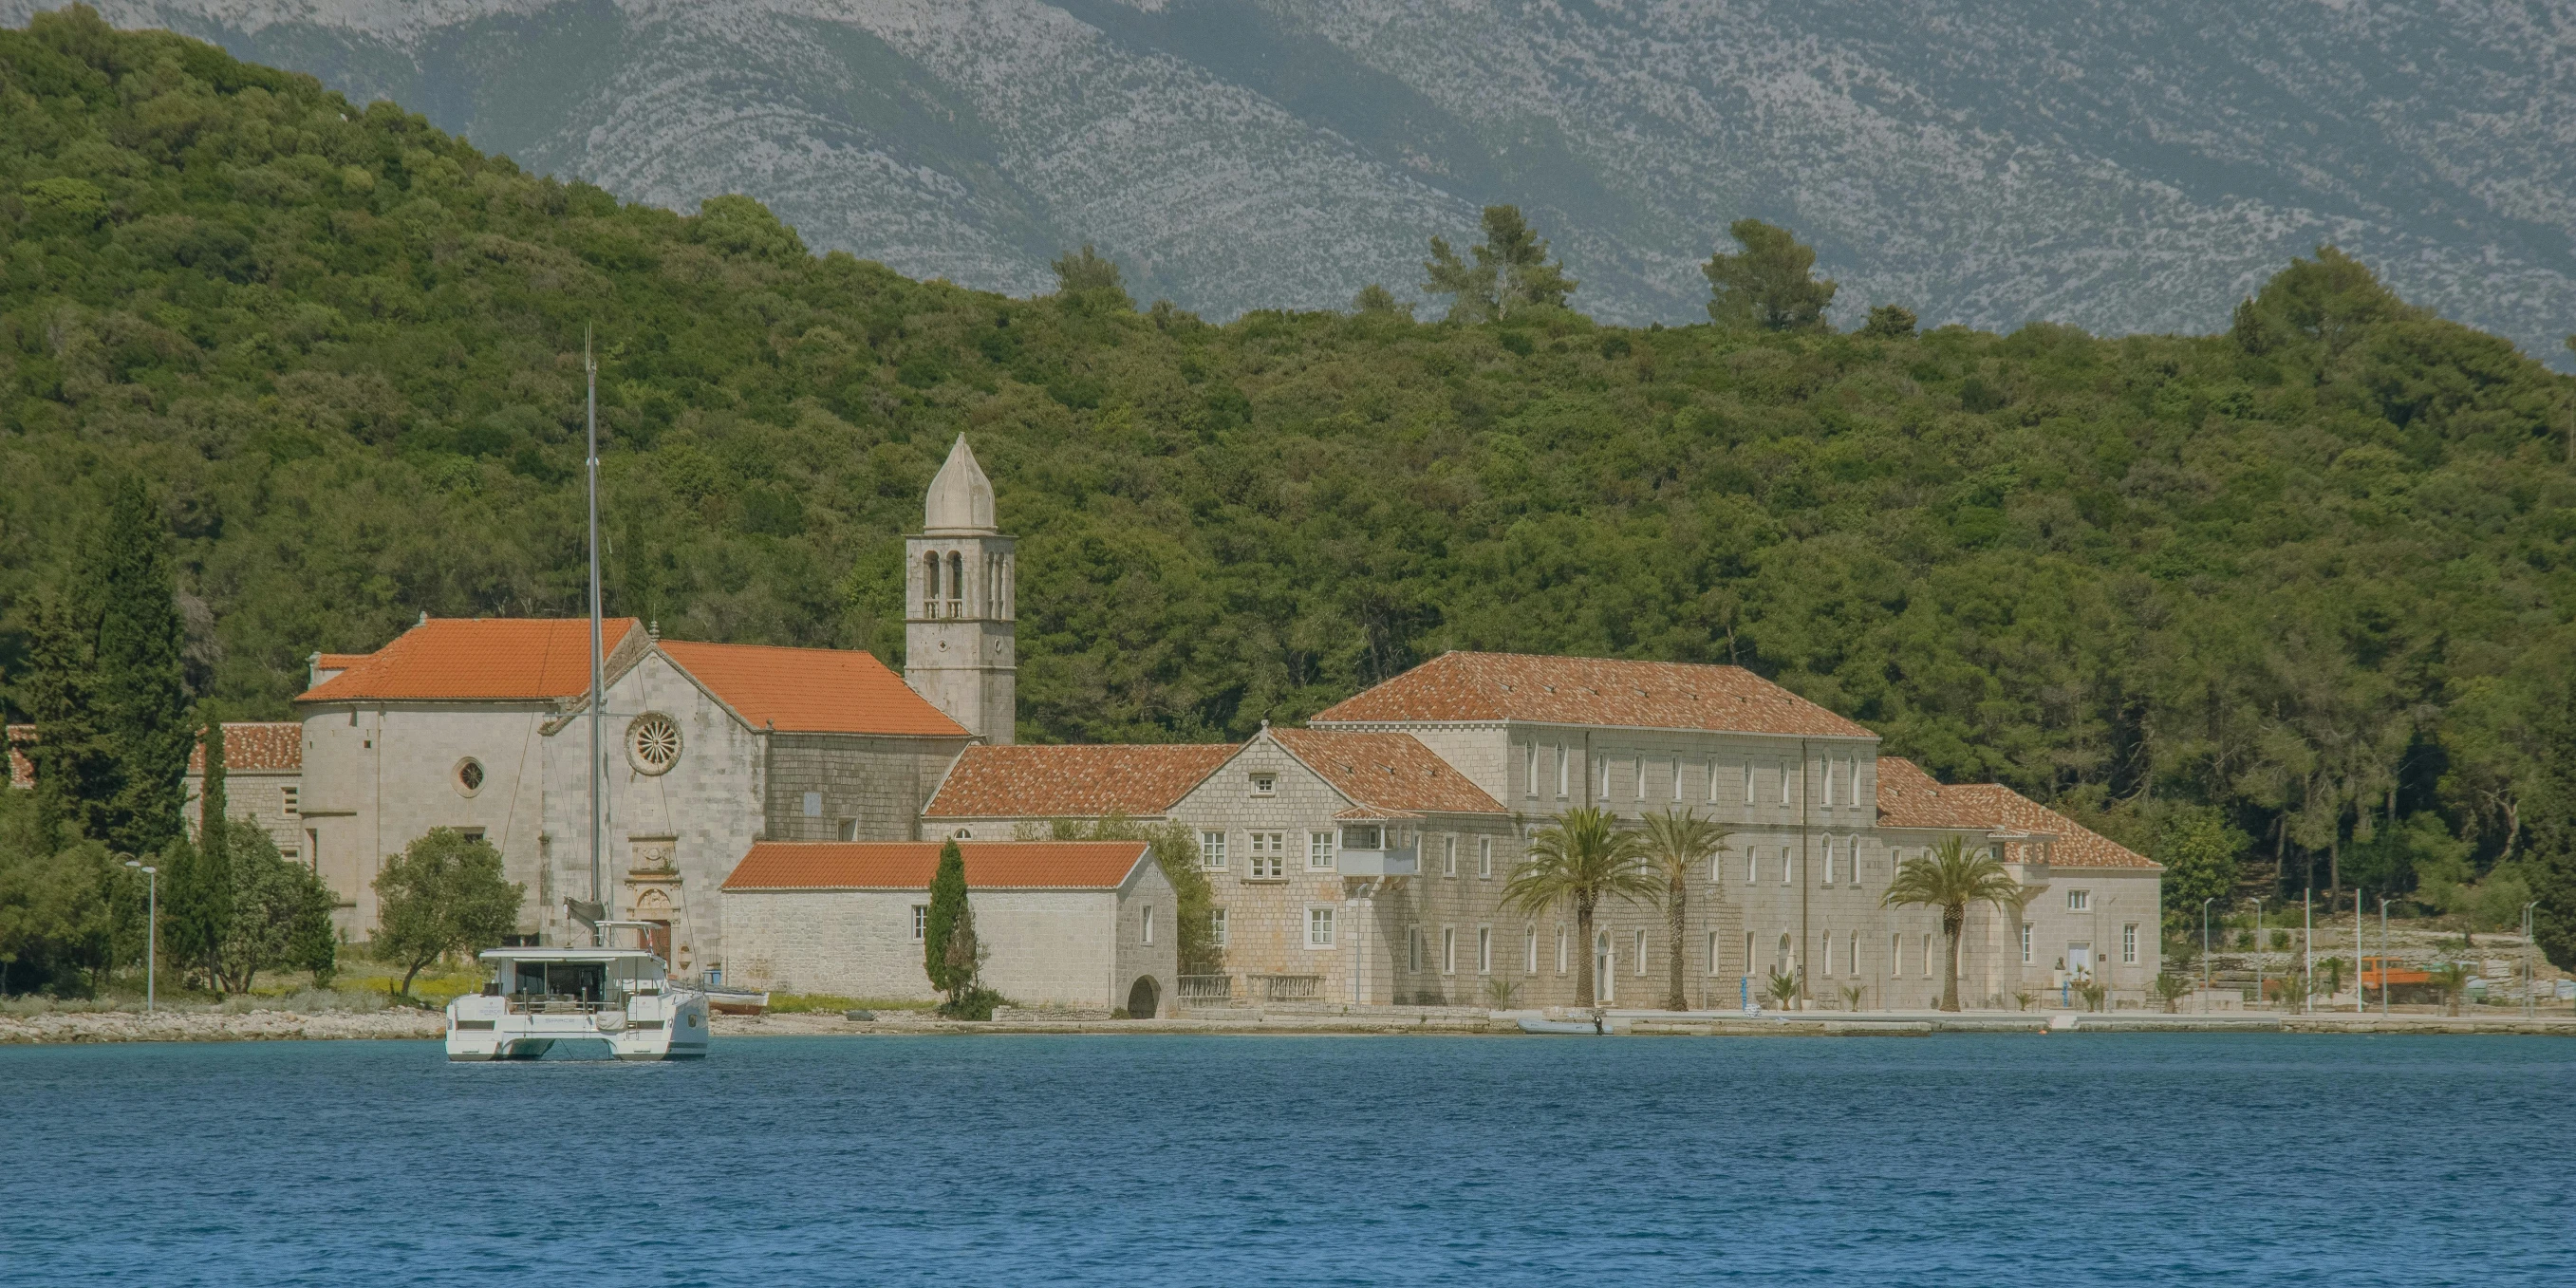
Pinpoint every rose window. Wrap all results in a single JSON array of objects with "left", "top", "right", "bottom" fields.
[{"left": 628, "top": 713, "right": 682, "bottom": 775}]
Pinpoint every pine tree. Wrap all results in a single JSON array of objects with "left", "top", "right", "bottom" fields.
[
  {"left": 84, "top": 477, "right": 192, "bottom": 858},
  {"left": 167, "top": 719, "right": 234, "bottom": 988},
  {"left": 1422, "top": 205, "right": 1577, "bottom": 324},
  {"left": 923, "top": 838, "right": 970, "bottom": 996},
  {"left": 1703, "top": 218, "right": 1838, "bottom": 330},
  {"left": 21, "top": 589, "right": 104, "bottom": 846}
]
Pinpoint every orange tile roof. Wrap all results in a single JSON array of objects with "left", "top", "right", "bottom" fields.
[
  {"left": 1875, "top": 757, "right": 2156, "bottom": 869},
  {"left": 297, "top": 618, "right": 642, "bottom": 702},
  {"left": 924, "top": 743, "right": 1238, "bottom": 818},
  {"left": 189, "top": 723, "right": 303, "bottom": 774},
  {"left": 658, "top": 641, "right": 968, "bottom": 737},
  {"left": 5, "top": 724, "right": 29, "bottom": 791},
  {"left": 1310, "top": 651, "right": 1874, "bottom": 738},
  {"left": 720, "top": 840, "right": 1151, "bottom": 891},
  {"left": 313, "top": 653, "right": 372, "bottom": 672},
  {"left": 1269, "top": 727, "right": 1506, "bottom": 815}
]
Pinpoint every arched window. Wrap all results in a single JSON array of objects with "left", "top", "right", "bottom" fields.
[
  {"left": 947, "top": 551, "right": 965, "bottom": 616},
  {"left": 923, "top": 551, "right": 943, "bottom": 607}
]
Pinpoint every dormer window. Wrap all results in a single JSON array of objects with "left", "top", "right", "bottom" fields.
[{"left": 1249, "top": 773, "right": 1277, "bottom": 796}]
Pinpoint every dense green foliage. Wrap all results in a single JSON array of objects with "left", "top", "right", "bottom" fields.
[
  {"left": 1038, "top": 813, "right": 1219, "bottom": 976},
  {"left": 5, "top": 10, "right": 2576, "bottom": 928},
  {"left": 371, "top": 827, "right": 519, "bottom": 997},
  {"left": 922, "top": 837, "right": 970, "bottom": 997}
]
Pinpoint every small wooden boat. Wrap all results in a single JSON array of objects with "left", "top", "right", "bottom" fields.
[
  {"left": 1517, "top": 1015, "right": 1606, "bottom": 1036},
  {"left": 703, "top": 986, "right": 770, "bottom": 1016}
]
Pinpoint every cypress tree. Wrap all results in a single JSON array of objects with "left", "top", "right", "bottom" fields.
[
  {"left": 167, "top": 719, "right": 234, "bottom": 988},
  {"left": 84, "top": 477, "right": 192, "bottom": 858},
  {"left": 21, "top": 589, "right": 104, "bottom": 846},
  {"left": 923, "top": 839, "right": 969, "bottom": 996}
]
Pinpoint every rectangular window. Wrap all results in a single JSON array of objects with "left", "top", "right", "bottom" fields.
[
  {"left": 1891, "top": 932, "right": 1903, "bottom": 977},
  {"left": 1409, "top": 926, "right": 1424, "bottom": 974},
  {"left": 2021, "top": 923, "right": 2033, "bottom": 964},
  {"left": 1249, "top": 832, "right": 1285, "bottom": 879},
  {"left": 1671, "top": 756, "right": 1684, "bottom": 802},
  {"left": 1202, "top": 831, "right": 1227, "bottom": 868},
  {"left": 1443, "top": 835, "right": 1459, "bottom": 878},
  {"left": 1781, "top": 763, "right": 1792, "bottom": 806},
  {"left": 910, "top": 905, "right": 928, "bottom": 942},
  {"left": 1525, "top": 743, "right": 1539, "bottom": 799},
  {"left": 1822, "top": 933, "right": 1835, "bottom": 978},
  {"left": 1556, "top": 746, "right": 1569, "bottom": 797},
  {"left": 1250, "top": 773, "right": 1277, "bottom": 796},
  {"left": 1783, "top": 848, "right": 1795, "bottom": 886},
  {"left": 1442, "top": 926, "right": 1457, "bottom": 975},
  {"left": 1633, "top": 753, "right": 1647, "bottom": 801},
  {"left": 802, "top": 791, "right": 823, "bottom": 817},
  {"left": 1747, "top": 849, "right": 1760, "bottom": 885},
  {"left": 1142, "top": 905, "right": 1155, "bottom": 946},
  {"left": 1307, "top": 906, "right": 1335, "bottom": 947},
  {"left": 1849, "top": 930, "right": 1859, "bottom": 980},
  {"left": 1708, "top": 758, "right": 1720, "bottom": 804},
  {"left": 1634, "top": 929, "right": 1649, "bottom": 976},
  {"left": 1748, "top": 932, "right": 1759, "bottom": 979},
  {"left": 1557, "top": 926, "right": 1569, "bottom": 975},
  {"left": 2068, "top": 889, "right": 2090, "bottom": 911},
  {"left": 1598, "top": 752, "right": 1612, "bottom": 799},
  {"left": 280, "top": 785, "right": 299, "bottom": 819},
  {"left": 1525, "top": 925, "right": 1538, "bottom": 975},
  {"left": 1708, "top": 930, "right": 1721, "bottom": 977},
  {"left": 1476, "top": 926, "right": 1493, "bottom": 975},
  {"left": 1923, "top": 934, "right": 1935, "bottom": 977},
  {"left": 1212, "top": 907, "right": 1229, "bottom": 947},
  {"left": 1743, "top": 762, "right": 1755, "bottom": 804},
  {"left": 2122, "top": 924, "right": 2138, "bottom": 964},
  {"left": 1308, "top": 831, "right": 1336, "bottom": 870},
  {"left": 837, "top": 818, "right": 860, "bottom": 842},
  {"left": 1479, "top": 837, "right": 1494, "bottom": 879}
]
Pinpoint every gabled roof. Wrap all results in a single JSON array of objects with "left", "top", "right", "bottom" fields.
[
  {"left": 656, "top": 641, "right": 968, "bottom": 737},
  {"left": 1310, "top": 651, "right": 1874, "bottom": 738},
  {"left": 720, "top": 841, "right": 1150, "bottom": 891},
  {"left": 190, "top": 723, "right": 302, "bottom": 774},
  {"left": 1875, "top": 757, "right": 2157, "bottom": 870},
  {"left": 1268, "top": 727, "right": 1506, "bottom": 816},
  {"left": 5, "top": 725, "right": 29, "bottom": 791},
  {"left": 924, "top": 743, "right": 1238, "bottom": 818},
  {"left": 297, "top": 618, "right": 642, "bottom": 702}
]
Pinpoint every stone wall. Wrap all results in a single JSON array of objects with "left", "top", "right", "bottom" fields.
[{"left": 761, "top": 734, "right": 967, "bottom": 844}]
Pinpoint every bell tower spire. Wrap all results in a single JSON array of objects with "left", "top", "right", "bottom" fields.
[{"left": 905, "top": 437, "right": 1016, "bottom": 743}]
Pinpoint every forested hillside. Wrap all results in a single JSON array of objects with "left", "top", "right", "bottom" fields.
[{"left": 6, "top": 9, "right": 2576, "bottom": 914}]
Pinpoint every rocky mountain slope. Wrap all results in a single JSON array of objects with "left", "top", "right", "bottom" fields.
[{"left": 18, "top": 0, "right": 2576, "bottom": 361}]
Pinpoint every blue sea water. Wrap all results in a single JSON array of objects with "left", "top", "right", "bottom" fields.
[{"left": 7, "top": 1033, "right": 2569, "bottom": 1286}]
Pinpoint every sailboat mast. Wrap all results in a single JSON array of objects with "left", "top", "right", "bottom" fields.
[{"left": 587, "top": 327, "right": 604, "bottom": 944}]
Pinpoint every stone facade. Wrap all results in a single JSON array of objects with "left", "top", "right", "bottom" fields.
[{"left": 905, "top": 437, "right": 1017, "bottom": 744}]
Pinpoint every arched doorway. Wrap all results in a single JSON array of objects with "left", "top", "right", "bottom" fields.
[{"left": 1126, "top": 976, "right": 1161, "bottom": 1018}]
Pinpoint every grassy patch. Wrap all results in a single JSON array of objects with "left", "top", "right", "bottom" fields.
[{"left": 765, "top": 993, "right": 933, "bottom": 1014}]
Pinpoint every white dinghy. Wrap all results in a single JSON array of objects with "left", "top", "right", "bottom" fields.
[{"left": 446, "top": 944, "right": 709, "bottom": 1061}]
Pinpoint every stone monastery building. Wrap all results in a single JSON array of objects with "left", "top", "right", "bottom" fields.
[{"left": 121, "top": 437, "right": 2160, "bottom": 1011}]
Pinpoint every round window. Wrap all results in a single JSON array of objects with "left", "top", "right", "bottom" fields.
[
  {"left": 455, "top": 757, "right": 485, "bottom": 796},
  {"left": 627, "top": 712, "right": 682, "bottom": 775}
]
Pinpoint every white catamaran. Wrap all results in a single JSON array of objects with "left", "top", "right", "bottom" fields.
[{"left": 446, "top": 332, "right": 710, "bottom": 1061}]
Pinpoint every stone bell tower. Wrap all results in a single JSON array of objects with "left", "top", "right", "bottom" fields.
[{"left": 905, "top": 437, "right": 1016, "bottom": 744}]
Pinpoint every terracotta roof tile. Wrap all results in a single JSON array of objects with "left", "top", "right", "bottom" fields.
[
  {"left": 655, "top": 641, "right": 968, "bottom": 737},
  {"left": 1311, "top": 651, "right": 1873, "bottom": 738},
  {"left": 5, "top": 725, "right": 29, "bottom": 791},
  {"left": 924, "top": 743, "right": 1237, "bottom": 818},
  {"left": 313, "top": 653, "right": 372, "bottom": 671},
  {"left": 1269, "top": 728, "right": 1505, "bottom": 815},
  {"left": 720, "top": 841, "right": 1150, "bottom": 891},
  {"left": 298, "top": 619, "right": 641, "bottom": 702},
  {"left": 1875, "top": 757, "right": 2156, "bottom": 869},
  {"left": 189, "top": 723, "right": 303, "bottom": 774}
]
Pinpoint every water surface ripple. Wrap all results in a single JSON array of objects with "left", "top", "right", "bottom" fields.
[{"left": 10, "top": 1034, "right": 2568, "bottom": 1285}]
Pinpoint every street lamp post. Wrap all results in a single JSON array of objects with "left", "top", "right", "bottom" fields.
[
  {"left": 2251, "top": 897, "right": 2267, "bottom": 1010},
  {"left": 2377, "top": 895, "right": 2393, "bottom": 1017},
  {"left": 121, "top": 859, "right": 157, "bottom": 1015},
  {"left": 2525, "top": 902, "right": 2542, "bottom": 1019},
  {"left": 2355, "top": 890, "right": 2364, "bottom": 1015},
  {"left": 2201, "top": 897, "right": 2215, "bottom": 1014},
  {"left": 2303, "top": 889, "right": 2314, "bottom": 1016}
]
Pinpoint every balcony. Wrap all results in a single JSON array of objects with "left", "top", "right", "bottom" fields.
[{"left": 1336, "top": 845, "right": 1419, "bottom": 877}]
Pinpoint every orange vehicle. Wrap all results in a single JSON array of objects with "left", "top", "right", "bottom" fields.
[{"left": 2361, "top": 957, "right": 2428, "bottom": 988}]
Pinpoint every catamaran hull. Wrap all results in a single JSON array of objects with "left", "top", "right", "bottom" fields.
[{"left": 445, "top": 994, "right": 711, "bottom": 1061}]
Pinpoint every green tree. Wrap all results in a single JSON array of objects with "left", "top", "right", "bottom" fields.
[
  {"left": 923, "top": 837, "right": 971, "bottom": 997},
  {"left": 1052, "top": 243, "right": 1127, "bottom": 296},
  {"left": 165, "top": 719, "right": 233, "bottom": 987},
  {"left": 84, "top": 476, "right": 193, "bottom": 858},
  {"left": 1881, "top": 835, "right": 2025, "bottom": 1012},
  {"left": 371, "top": 828, "right": 522, "bottom": 997},
  {"left": 1703, "top": 218, "right": 1837, "bottom": 330},
  {"left": 1858, "top": 304, "right": 1917, "bottom": 338},
  {"left": 1502, "top": 807, "right": 1653, "bottom": 1007},
  {"left": 1422, "top": 205, "right": 1576, "bottom": 324},
  {"left": 209, "top": 817, "right": 336, "bottom": 993},
  {"left": 1045, "top": 815, "right": 1220, "bottom": 975},
  {"left": 1637, "top": 809, "right": 1727, "bottom": 1012},
  {"left": 1351, "top": 283, "right": 1414, "bottom": 319},
  {"left": 19, "top": 590, "right": 103, "bottom": 847},
  {"left": 2152, "top": 805, "right": 2245, "bottom": 935},
  {"left": 0, "top": 786, "right": 116, "bottom": 996}
]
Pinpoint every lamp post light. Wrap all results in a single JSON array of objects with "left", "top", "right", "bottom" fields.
[
  {"left": 2250, "top": 897, "right": 2267, "bottom": 1010},
  {"left": 121, "top": 858, "right": 157, "bottom": 1015},
  {"left": 2201, "top": 897, "right": 2215, "bottom": 1014}
]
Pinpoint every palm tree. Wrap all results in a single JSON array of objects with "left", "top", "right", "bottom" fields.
[
  {"left": 1638, "top": 809, "right": 1728, "bottom": 1012},
  {"left": 1503, "top": 807, "right": 1655, "bottom": 1007},
  {"left": 1881, "top": 835, "right": 2026, "bottom": 1012}
]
